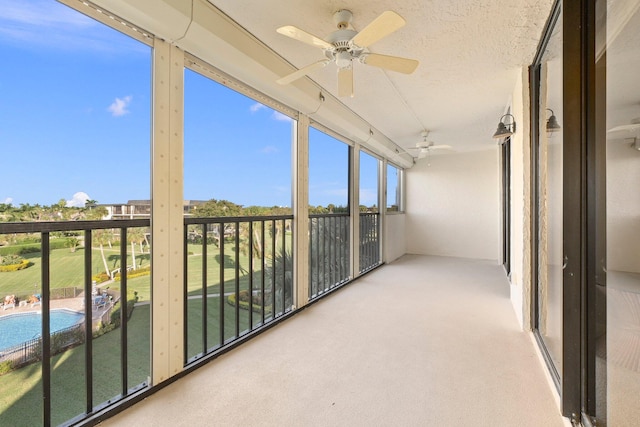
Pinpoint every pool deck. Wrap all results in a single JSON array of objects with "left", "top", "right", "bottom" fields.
[{"left": 0, "top": 295, "right": 111, "bottom": 322}]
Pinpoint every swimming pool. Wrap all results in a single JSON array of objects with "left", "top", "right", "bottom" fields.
[{"left": 0, "top": 309, "right": 84, "bottom": 352}]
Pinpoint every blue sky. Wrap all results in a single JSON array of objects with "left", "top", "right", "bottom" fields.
[{"left": 0, "top": 0, "right": 378, "bottom": 209}]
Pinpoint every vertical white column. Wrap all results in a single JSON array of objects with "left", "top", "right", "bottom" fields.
[
  {"left": 380, "top": 159, "right": 387, "bottom": 263},
  {"left": 151, "top": 40, "right": 184, "bottom": 384},
  {"left": 293, "top": 114, "right": 309, "bottom": 308},
  {"left": 351, "top": 144, "right": 360, "bottom": 277}
]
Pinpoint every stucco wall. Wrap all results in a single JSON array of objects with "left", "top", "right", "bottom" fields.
[
  {"left": 384, "top": 213, "right": 406, "bottom": 263},
  {"left": 405, "top": 149, "right": 500, "bottom": 261},
  {"left": 509, "top": 67, "right": 531, "bottom": 330}
]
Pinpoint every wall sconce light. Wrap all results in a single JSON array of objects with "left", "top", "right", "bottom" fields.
[
  {"left": 492, "top": 114, "right": 516, "bottom": 139},
  {"left": 546, "top": 109, "right": 561, "bottom": 133}
]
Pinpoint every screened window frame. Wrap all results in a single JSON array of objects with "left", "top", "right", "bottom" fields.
[{"left": 385, "top": 162, "right": 404, "bottom": 214}]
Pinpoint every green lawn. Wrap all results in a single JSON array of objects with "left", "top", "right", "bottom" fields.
[
  {"left": 0, "top": 234, "right": 290, "bottom": 424},
  {"left": 0, "top": 246, "right": 150, "bottom": 298},
  {"left": 0, "top": 305, "right": 150, "bottom": 426},
  {"left": 0, "top": 296, "right": 265, "bottom": 425}
]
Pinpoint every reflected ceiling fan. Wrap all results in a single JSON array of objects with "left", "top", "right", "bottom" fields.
[
  {"left": 607, "top": 117, "right": 640, "bottom": 149},
  {"left": 607, "top": 117, "right": 640, "bottom": 134},
  {"left": 407, "top": 131, "right": 453, "bottom": 159},
  {"left": 276, "top": 9, "right": 419, "bottom": 97}
]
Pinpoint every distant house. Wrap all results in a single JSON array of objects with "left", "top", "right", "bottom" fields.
[{"left": 100, "top": 200, "right": 207, "bottom": 220}]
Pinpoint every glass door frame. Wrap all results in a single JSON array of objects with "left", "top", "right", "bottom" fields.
[{"left": 530, "top": 0, "right": 587, "bottom": 421}]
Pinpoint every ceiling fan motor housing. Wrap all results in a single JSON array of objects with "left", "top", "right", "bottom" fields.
[
  {"left": 333, "top": 9, "right": 353, "bottom": 29},
  {"left": 326, "top": 29, "right": 362, "bottom": 67}
]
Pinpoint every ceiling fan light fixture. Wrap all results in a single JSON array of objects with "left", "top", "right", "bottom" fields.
[
  {"left": 335, "top": 51, "right": 352, "bottom": 68},
  {"left": 493, "top": 114, "right": 516, "bottom": 139}
]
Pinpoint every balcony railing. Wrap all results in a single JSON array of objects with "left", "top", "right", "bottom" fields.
[
  {"left": 359, "top": 212, "right": 380, "bottom": 273},
  {"left": 184, "top": 215, "right": 294, "bottom": 364},
  {"left": 0, "top": 219, "right": 150, "bottom": 426},
  {"left": 0, "top": 210, "right": 379, "bottom": 425},
  {"left": 309, "top": 213, "right": 350, "bottom": 300}
]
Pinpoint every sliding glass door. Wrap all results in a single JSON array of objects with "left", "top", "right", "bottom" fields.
[{"left": 532, "top": 2, "right": 564, "bottom": 388}]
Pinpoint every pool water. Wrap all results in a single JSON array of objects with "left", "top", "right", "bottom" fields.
[{"left": 0, "top": 310, "right": 84, "bottom": 352}]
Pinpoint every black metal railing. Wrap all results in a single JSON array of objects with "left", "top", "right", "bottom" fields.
[
  {"left": 0, "top": 322, "right": 85, "bottom": 367},
  {"left": 308, "top": 214, "right": 350, "bottom": 299},
  {"left": 0, "top": 209, "right": 382, "bottom": 424},
  {"left": 184, "top": 215, "right": 293, "bottom": 363},
  {"left": 359, "top": 212, "right": 380, "bottom": 273},
  {"left": 0, "top": 219, "right": 150, "bottom": 426}
]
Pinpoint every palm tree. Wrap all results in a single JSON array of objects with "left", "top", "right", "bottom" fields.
[
  {"left": 127, "top": 228, "right": 146, "bottom": 270},
  {"left": 93, "top": 229, "right": 113, "bottom": 279}
]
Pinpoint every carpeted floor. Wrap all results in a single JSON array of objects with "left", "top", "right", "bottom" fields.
[{"left": 101, "top": 255, "right": 566, "bottom": 427}]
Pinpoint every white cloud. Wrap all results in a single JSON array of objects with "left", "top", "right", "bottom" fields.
[
  {"left": 0, "top": 0, "right": 139, "bottom": 53},
  {"left": 248, "top": 103, "right": 291, "bottom": 122},
  {"left": 66, "top": 192, "right": 90, "bottom": 208},
  {"left": 261, "top": 145, "right": 278, "bottom": 154},
  {"left": 249, "top": 103, "right": 266, "bottom": 113},
  {"left": 271, "top": 111, "right": 292, "bottom": 122},
  {"left": 0, "top": 0, "right": 93, "bottom": 29},
  {"left": 108, "top": 95, "right": 132, "bottom": 117},
  {"left": 2, "top": 197, "right": 13, "bottom": 204},
  {"left": 359, "top": 188, "right": 378, "bottom": 206}
]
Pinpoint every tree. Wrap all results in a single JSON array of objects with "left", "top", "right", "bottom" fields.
[
  {"left": 193, "top": 199, "right": 243, "bottom": 218},
  {"left": 93, "top": 229, "right": 113, "bottom": 279},
  {"left": 85, "top": 206, "right": 108, "bottom": 221},
  {"left": 127, "top": 228, "right": 146, "bottom": 270}
]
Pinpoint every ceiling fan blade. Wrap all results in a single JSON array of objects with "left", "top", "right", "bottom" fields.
[
  {"left": 607, "top": 123, "right": 640, "bottom": 133},
  {"left": 276, "top": 60, "right": 330, "bottom": 85},
  {"left": 362, "top": 53, "right": 419, "bottom": 74},
  {"left": 338, "top": 66, "right": 354, "bottom": 98},
  {"left": 430, "top": 144, "right": 453, "bottom": 150},
  {"left": 350, "top": 11, "right": 405, "bottom": 48},
  {"left": 276, "top": 26, "right": 334, "bottom": 50}
]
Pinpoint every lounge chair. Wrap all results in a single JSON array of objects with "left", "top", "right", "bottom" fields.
[
  {"left": 2, "top": 295, "right": 16, "bottom": 310},
  {"left": 28, "top": 294, "right": 41, "bottom": 308}
]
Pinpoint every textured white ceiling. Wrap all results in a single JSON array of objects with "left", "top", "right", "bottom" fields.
[{"left": 208, "top": 0, "right": 554, "bottom": 154}]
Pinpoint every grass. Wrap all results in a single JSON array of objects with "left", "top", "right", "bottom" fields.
[
  {"left": 0, "top": 234, "right": 288, "bottom": 303},
  {"left": 0, "top": 306, "right": 150, "bottom": 426},
  {"left": 0, "top": 246, "right": 150, "bottom": 298},
  {"left": 0, "top": 296, "right": 266, "bottom": 425},
  {"left": 0, "top": 233, "right": 291, "bottom": 424}
]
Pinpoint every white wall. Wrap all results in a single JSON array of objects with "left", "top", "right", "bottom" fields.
[
  {"left": 607, "top": 138, "right": 640, "bottom": 273},
  {"left": 405, "top": 149, "right": 500, "bottom": 261},
  {"left": 508, "top": 67, "right": 531, "bottom": 330},
  {"left": 385, "top": 213, "right": 406, "bottom": 263}
]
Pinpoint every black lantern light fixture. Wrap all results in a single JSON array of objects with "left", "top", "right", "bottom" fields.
[
  {"left": 546, "top": 108, "right": 561, "bottom": 133},
  {"left": 492, "top": 114, "right": 516, "bottom": 139}
]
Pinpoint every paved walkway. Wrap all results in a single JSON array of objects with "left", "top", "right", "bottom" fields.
[{"left": 0, "top": 295, "right": 112, "bottom": 321}]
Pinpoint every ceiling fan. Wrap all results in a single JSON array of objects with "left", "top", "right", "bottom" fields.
[
  {"left": 407, "top": 131, "right": 453, "bottom": 159},
  {"left": 276, "top": 9, "right": 419, "bottom": 97},
  {"left": 607, "top": 117, "right": 640, "bottom": 134}
]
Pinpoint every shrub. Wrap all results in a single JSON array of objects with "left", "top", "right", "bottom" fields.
[
  {"left": 109, "top": 290, "right": 139, "bottom": 327},
  {"left": 93, "top": 321, "right": 116, "bottom": 338},
  {"left": 0, "top": 259, "right": 32, "bottom": 272},
  {"left": 114, "top": 266, "right": 150, "bottom": 281},
  {"left": 0, "top": 254, "right": 24, "bottom": 266},
  {"left": 92, "top": 272, "right": 110, "bottom": 284},
  {"left": 227, "top": 291, "right": 272, "bottom": 315},
  {"left": 0, "top": 239, "right": 69, "bottom": 256},
  {"left": 0, "top": 360, "right": 14, "bottom": 376}
]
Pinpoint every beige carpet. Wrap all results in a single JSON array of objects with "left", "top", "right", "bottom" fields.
[{"left": 101, "top": 255, "right": 565, "bottom": 427}]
